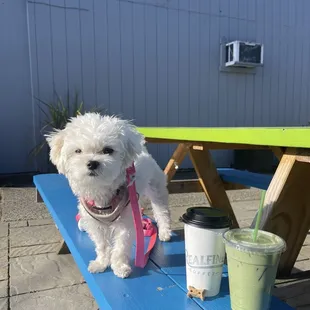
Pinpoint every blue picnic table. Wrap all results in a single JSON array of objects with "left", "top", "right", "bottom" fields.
[{"left": 33, "top": 174, "right": 292, "bottom": 310}]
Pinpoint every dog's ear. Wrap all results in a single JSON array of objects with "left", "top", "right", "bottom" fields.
[
  {"left": 123, "top": 122, "right": 144, "bottom": 165},
  {"left": 45, "top": 129, "right": 66, "bottom": 174}
]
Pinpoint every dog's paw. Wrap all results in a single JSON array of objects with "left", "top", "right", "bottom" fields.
[
  {"left": 88, "top": 260, "right": 108, "bottom": 274},
  {"left": 111, "top": 263, "right": 132, "bottom": 278},
  {"left": 159, "top": 228, "right": 172, "bottom": 242}
]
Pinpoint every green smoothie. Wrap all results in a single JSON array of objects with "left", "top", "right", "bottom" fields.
[{"left": 223, "top": 229, "right": 286, "bottom": 310}]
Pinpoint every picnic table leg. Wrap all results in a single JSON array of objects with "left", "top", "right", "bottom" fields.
[
  {"left": 189, "top": 144, "right": 239, "bottom": 229},
  {"left": 36, "top": 190, "right": 43, "bottom": 203},
  {"left": 164, "top": 143, "right": 191, "bottom": 182},
  {"left": 57, "top": 239, "right": 71, "bottom": 254},
  {"left": 254, "top": 149, "right": 310, "bottom": 277}
]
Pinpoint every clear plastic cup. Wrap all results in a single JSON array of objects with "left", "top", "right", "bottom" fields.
[{"left": 223, "top": 229, "right": 286, "bottom": 310}]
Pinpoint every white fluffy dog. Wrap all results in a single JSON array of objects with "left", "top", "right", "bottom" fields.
[{"left": 46, "top": 113, "right": 171, "bottom": 278}]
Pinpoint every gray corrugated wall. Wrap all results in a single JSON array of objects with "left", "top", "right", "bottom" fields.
[
  {"left": 1, "top": 0, "right": 310, "bottom": 173},
  {"left": 0, "top": 0, "right": 35, "bottom": 174}
]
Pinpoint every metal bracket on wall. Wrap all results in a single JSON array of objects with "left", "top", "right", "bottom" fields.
[{"left": 219, "top": 36, "right": 259, "bottom": 75}]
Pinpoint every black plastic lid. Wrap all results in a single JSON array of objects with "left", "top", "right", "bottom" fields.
[{"left": 181, "top": 207, "right": 231, "bottom": 229}]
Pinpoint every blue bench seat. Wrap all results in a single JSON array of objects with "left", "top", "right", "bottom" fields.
[
  {"left": 33, "top": 174, "right": 291, "bottom": 310},
  {"left": 218, "top": 168, "right": 273, "bottom": 190}
]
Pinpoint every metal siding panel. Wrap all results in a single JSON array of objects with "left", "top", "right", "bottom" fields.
[
  {"left": 0, "top": 0, "right": 34, "bottom": 173},
  {"left": 167, "top": 8, "right": 180, "bottom": 167},
  {"left": 238, "top": 0, "right": 247, "bottom": 20},
  {"left": 277, "top": 0, "right": 289, "bottom": 126},
  {"left": 284, "top": 0, "right": 296, "bottom": 125},
  {"left": 93, "top": 0, "right": 110, "bottom": 111},
  {"left": 79, "top": 0, "right": 97, "bottom": 109},
  {"left": 305, "top": 0, "right": 310, "bottom": 124},
  {"left": 218, "top": 0, "right": 229, "bottom": 126},
  {"left": 157, "top": 7, "right": 169, "bottom": 167},
  {"left": 34, "top": 0, "right": 54, "bottom": 103},
  {"left": 27, "top": 1, "right": 41, "bottom": 170},
  {"left": 269, "top": 0, "right": 281, "bottom": 125},
  {"left": 65, "top": 0, "right": 84, "bottom": 100},
  {"left": 227, "top": 0, "right": 239, "bottom": 127},
  {"left": 247, "top": 0, "right": 255, "bottom": 21},
  {"left": 189, "top": 0, "right": 199, "bottom": 14},
  {"left": 145, "top": 4, "right": 158, "bottom": 161},
  {"left": 261, "top": 0, "right": 272, "bottom": 126},
  {"left": 299, "top": 0, "right": 310, "bottom": 126},
  {"left": 178, "top": 2, "right": 190, "bottom": 126},
  {"left": 8, "top": 0, "right": 310, "bottom": 173},
  {"left": 244, "top": 1, "right": 256, "bottom": 126},
  {"left": 198, "top": 8, "right": 210, "bottom": 126},
  {"left": 209, "top": 0, "right": 220, "bottom": 127},
  {"left": 132, "top": 4, "right": 146, "bottom": 126},
  {"left": 189, "top": 10, "right": 200, "bottom": 126},
  {"left": 167, "top": 9, "right": 179, "bottom": 127},
  {"left": 120, "top": 0, "right": 135, "bottom": 120},
  {"left": 50, "top": 0, "right": 69, "bottom": 98},
  {"left": 198, "top": 0, "right": 209, "bottom": 14},
  {"left": 292, "top": 1, "right": 304, "bottom": 125},
  {"left": 107, "top": 0, "right": 122, "bottom": 115},
  {"left": 236, "top": 2, "right": 247, "bottom": 126},
  {"left": 253, "top": 0, "right": 264, "bottom": 126}
]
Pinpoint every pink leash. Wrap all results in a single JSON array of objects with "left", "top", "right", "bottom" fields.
[
  {"left": 126, "top": 163, "right": 157, "bottom": 268},
  {"left": 76, "top": 163, "right": 157, "bottom": 269}
]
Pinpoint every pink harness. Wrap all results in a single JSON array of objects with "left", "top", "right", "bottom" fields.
[{"left": 76, "top": 163, "right": 157, "bottom": 268}]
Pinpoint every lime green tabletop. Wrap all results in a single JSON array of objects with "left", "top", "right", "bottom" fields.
[{"left": 138, "top": 127, "right": 310, "bottom": 148}]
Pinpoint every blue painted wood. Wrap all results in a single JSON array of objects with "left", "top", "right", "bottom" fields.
[
  {"left": 33, "top": 174, "right": 200, "bottom": 310},
  {"left": 150, "top": 230, "right": 293, "bottom": 310},
  {"left": 218, "top": 168, "right": 272, "bottom": 190}
]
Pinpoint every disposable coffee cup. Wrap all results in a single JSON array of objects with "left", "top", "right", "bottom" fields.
[
  {"left": 223, "top": 229, "right": 286, "bottom": 310},
  {"left": 181, "top": 207, "right": 231, "bottom": 298}
]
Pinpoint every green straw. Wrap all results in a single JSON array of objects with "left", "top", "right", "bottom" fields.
[{"left": 253, "top": 190, "right": 266, "bottom": 242}]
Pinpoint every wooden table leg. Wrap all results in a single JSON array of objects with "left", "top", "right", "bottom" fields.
[
  {"left": 57, "top": 239, "right": 71, "bottom": 254},
  {"left": 164, "top": 143, "right": 191, "bottom": 182},
  {"left": 189, "top": 144, "right": 239, "bottom": 228},
  {"left": 36, "top": 190, "right": 43, "bottom": 203},
  {"left": 256, "top": 150, "right": 310, "bottom": 277}
]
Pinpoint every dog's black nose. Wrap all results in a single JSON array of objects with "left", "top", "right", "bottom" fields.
[{"left": 87, "top": 160, "right": 100, "bottom": 170}]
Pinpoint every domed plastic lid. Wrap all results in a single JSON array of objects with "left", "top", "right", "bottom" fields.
[{"left": 181, "top": 207, "right": 231, "bottom": 229}]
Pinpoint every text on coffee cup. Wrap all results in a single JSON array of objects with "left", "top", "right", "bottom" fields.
[{"left": 186, "top": 250, "right": 225, "bottom": 269}]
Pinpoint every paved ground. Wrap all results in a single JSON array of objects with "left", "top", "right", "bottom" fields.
[{"left": 0, "top": 187, "right": 309, "bottom": 309}]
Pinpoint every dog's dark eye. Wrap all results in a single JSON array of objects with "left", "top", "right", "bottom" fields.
[
  {"left": 102, "top": 147, "right": 114, "bottom": 155},
  {"left": 75, "top": 149, "right": 82, "bottom": 154}
]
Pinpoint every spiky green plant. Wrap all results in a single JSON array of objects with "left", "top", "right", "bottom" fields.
[{"left": 30, "top": 91, "right": 105, "bottom": 156}]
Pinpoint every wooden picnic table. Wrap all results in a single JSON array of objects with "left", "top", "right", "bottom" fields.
[{"left": 138, "top": 127, "right": 310, "bottom": 277}]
